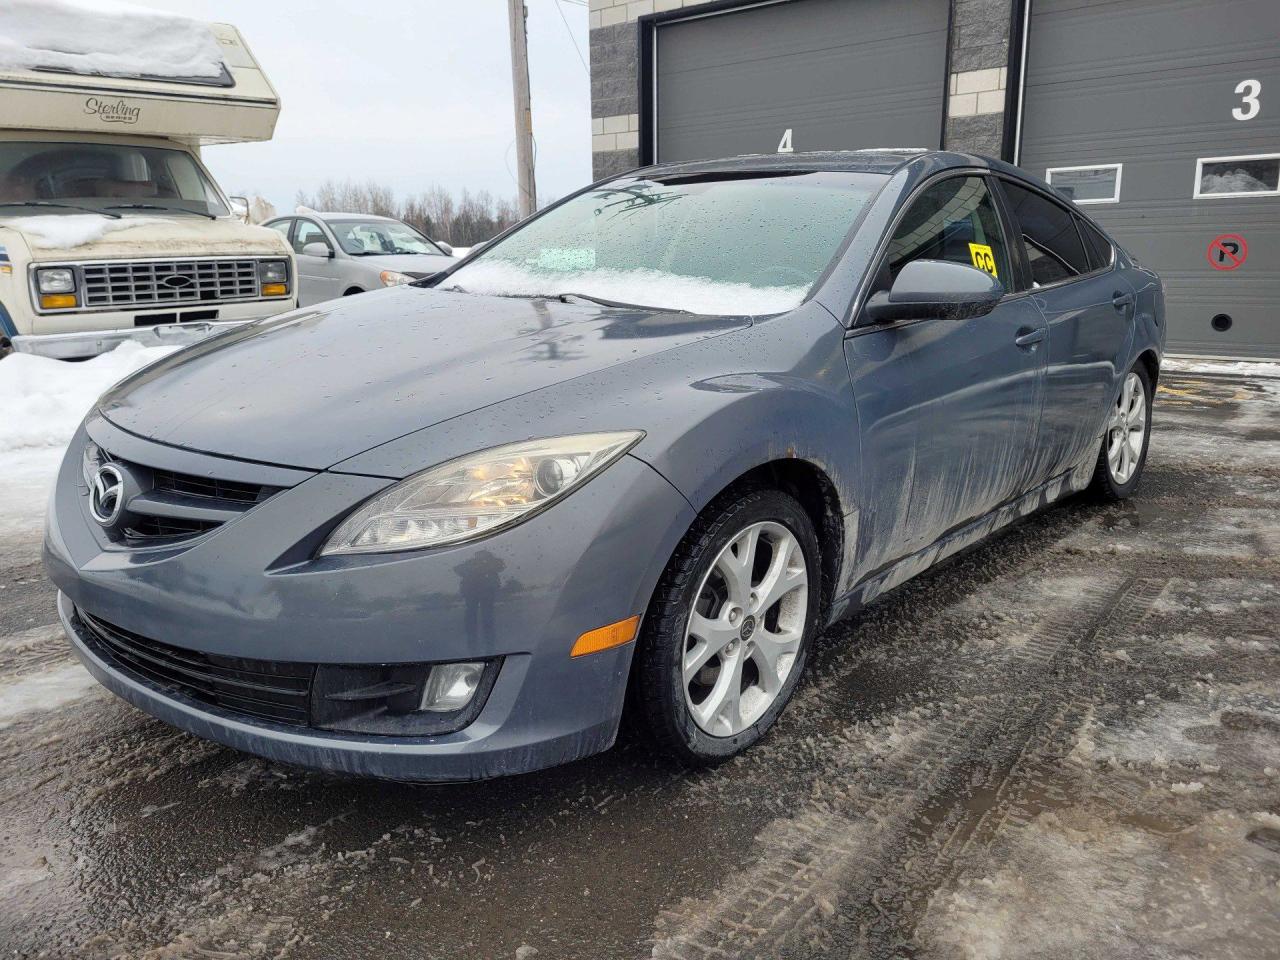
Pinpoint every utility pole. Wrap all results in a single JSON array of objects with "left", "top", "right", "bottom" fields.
[{"left": 507, "top": 0, "right": 537, "bottom": 218}]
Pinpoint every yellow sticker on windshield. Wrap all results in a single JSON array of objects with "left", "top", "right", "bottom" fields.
[{"left": 969, "top": 243, "right": 998, "bottom": 278}]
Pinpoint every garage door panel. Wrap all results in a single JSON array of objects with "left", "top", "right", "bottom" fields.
[
  {"left": 656, "top": 0, "right": 948, "bottom": 163},
  {"left": 1020, "top": 0, "right": 1280, "bottom": 358}
]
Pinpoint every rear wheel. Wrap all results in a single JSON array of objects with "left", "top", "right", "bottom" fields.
[
  {"left": 636, "top": 489, "right": 821, "bottom": 765},
  {"left": 1088, "top": 364, "right": 1153, "bottom": 500}
]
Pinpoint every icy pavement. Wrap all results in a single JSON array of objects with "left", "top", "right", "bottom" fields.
[{"left": 0, "top": 369, "right": 1277, "bottom": 959}]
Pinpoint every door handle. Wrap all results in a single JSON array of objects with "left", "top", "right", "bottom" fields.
[
  {"left": 1014, "top": 327, "right": 1045, "bottom": 348},
  {"left": 1112, "top": 291, "right": 1134, "bottom": 311}
]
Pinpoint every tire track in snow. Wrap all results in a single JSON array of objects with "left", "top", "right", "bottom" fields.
[{"left": 650, "top": 572, "right": 1158, "bottom": 959}]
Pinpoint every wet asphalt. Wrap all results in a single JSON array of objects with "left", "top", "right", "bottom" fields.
[{"left": 1, "top": 369, "right": 1278, "bottom": 959}]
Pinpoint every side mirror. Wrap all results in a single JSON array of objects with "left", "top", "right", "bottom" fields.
[
  {"left": 228, "top": 196, "right": 250, "bottom": 222},
  {"left": 435, "top": 240, "right": 453, "bottom": 257},
  {"left": 863, "top": 259, "right": 1004, "bottom": 324},
  {"left": 301, "top": 242, "right": 334, "bottom": 259}
]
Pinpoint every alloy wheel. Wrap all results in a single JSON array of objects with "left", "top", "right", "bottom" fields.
[
  {"left": 682, "top": 521, "right": 809, "bottom": 737},
  {"left": 1107, "top": 371, "right": 1147, "bottom": 485}
]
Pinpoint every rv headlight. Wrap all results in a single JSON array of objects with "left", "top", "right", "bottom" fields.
[
  {"left": 37, "top": 268, "right": 76, "bottom": 294},
  {"left": 319, "top": 431, "right": 644, "bottom": 556},
  {"left": 258, "top": 260, "right": 289, "bottom": 284},
  {"left": 380, "top": 270, "right": 415, "bottom": 287}
]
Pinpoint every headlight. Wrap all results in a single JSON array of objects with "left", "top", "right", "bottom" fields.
[
  {"left": 37, "top": 267, "right": 76, "bottom": 294},
  {"left": 259, "top": 260, "right": 289, "bottom": 284},
  {"left": 380, "top": 270, "right": 414, "bottom": 287},
  {"left": 319, "top": 431, "right": 644, "bottom": 556}
]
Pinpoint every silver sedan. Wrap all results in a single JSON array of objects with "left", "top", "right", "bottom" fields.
[{"left": 264, "top": 212, "right": 456, "bottom": 306}]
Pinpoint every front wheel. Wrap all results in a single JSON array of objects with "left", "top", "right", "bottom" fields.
[
  {"left": 635, "top": 489, "right": 821, "bottom": 766},
  {"left": 1088, "top": 363, "right": 1153, "bottom": 500}
]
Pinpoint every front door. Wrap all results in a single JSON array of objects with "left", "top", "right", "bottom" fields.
[
  {"left": 292, "top": 218, "right": 342, "bottom": 306},
  {"left": 847, "top": 174, "right": 1047, "bottom": 573}
]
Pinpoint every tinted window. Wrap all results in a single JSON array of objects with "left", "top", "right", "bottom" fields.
[
  {"left": 885, "top": 176, "right": 1010, "bottom": 287},
  {"left": 1000, "top": 181, "right": 1090, "bottom": 286},
  {"left": 293, "top": 219, "right": 330, "bottom": 254},
  {"left": 1076, "top": 216, "right": 1113, "bottom": 271}
]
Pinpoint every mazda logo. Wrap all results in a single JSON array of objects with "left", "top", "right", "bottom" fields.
[
  {"left": 161, "top": 274, "right": 194, "bottom": 289},
  {"left": 89, "top": 464, "right": 125, "bottom": 526}
]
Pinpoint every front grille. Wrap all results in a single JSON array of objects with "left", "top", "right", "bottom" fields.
[
  {"left": 79, "top": 611, "right": 314, "bottom": 726},
  {"left": 151, "top": 468, "right": 266, "bottom": 505},
  {"left": 124, "top": 515, "right": 221, "bottom": 539},
  {"left": 81, "top": 259, "right": 260, "bottom": 309}
]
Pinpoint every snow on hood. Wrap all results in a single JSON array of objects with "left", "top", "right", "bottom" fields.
[
  {"left": 0, "top": 0, "right": 223, "bottom": 79},
  {"left": 445, "top": 261, "right": 808, "bottom": 316},
  {"left": 5, "top": 214, "right": 166, "bottom": 250},
  {"left": 0, "top": 216, "right": 293, "bottom": 260}
]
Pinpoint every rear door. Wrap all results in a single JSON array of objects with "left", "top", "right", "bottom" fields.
[
  {"left": 847, "top": 174, "right": 1047, "bottom": 570},
  {"left": 995, "top": 178, "right": 1133, "bottom": 482}
]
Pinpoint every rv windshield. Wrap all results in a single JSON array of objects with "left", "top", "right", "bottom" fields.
[{"left": 0, "top": 141, "right": 229, "bottom": 217}]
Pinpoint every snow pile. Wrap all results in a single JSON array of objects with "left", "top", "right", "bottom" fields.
[
  {"left": 445, "top": 262, "right": 808, "bottom": 316},
  {"left": 0, "top": 0, "right": 223, "bottom": 80},
  {"left": 1163, "top": 356, "right": 1280, "bottom": 377},
  {"left": 3, "top": 214, "right": 166, "bottom": 249},
  {"left": 0, "top": 341, "right": 175, "bottom": 454}
]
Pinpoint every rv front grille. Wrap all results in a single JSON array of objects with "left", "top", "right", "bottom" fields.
[{"left": 81, "top": 259, "right": 260, "bottom": 309}]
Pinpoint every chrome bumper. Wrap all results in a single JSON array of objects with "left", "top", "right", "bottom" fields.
[{"left": 11, "top": 320, "right": 254, "bottom": 359}]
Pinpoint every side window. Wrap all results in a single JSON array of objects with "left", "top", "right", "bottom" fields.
[
  {"left": 885, "top": 176, "right": 1011, "bottom": 288},
  {"left": 1000, "top": 181, "right": 1090, "bottom": 286},
  {"left": 293, "top": 219, "right": 331, "bottom": 255},
  {"left": 1075, "top": 216, "right": 1113, "bottom": 272},
  {"left": 266, "top": 219, "right": 292, "bottom": 243}
]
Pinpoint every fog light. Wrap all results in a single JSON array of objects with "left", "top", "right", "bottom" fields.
[
  {"left": 261, "top": 282, "right": 288, "bottom": 297},
  {"left": 40, "top": 293, "right": 78, "bottom": 309},
  {"left": 420, "top": 661, "right": 485, "bottom": 712}
]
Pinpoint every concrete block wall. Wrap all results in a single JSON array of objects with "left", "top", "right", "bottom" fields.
[{"left": 589, "top": 0, "right": 1017, "bottom": 179}]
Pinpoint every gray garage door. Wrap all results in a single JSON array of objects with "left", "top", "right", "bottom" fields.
[
  {"left": 1019, "top": 0, "right": 1280, "bottom": 359},
  {"left": 654, "top": 0, "right": 949, "bottom": 163}
]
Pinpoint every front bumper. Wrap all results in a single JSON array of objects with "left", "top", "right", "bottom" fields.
[
  {"left": 10, "top": 299, "right": 296, "bottom": 359},
  {"left": 45, "top": 420, "right": 695, "bottom": 780}
]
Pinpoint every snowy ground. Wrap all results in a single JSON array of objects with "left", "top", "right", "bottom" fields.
[{"left": 0, "top": 361, "right": 1277, "bottom": 959}]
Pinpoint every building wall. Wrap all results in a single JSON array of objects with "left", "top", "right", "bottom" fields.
[{"left": 589, "top": 0, "right": 1019, "bottom": 179}]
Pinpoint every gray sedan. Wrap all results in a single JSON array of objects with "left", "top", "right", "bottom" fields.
[
  {"left": 45, "top": 150, "right": 1164, "bottom": 781},
  {"left": 264, "top": 212, "right": 456, "bottom": 306}
]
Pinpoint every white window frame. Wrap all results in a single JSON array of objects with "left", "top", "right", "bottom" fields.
[
  {"left": 1193, "top": 153, "right": 1280, "bottom": 199},
  {"left": 1045, "top": 163, "right": 1123, "bottom": 204}
]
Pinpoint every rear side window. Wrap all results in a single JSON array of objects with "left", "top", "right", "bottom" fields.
[
  {"left": 1076, "top": 216, "right": 1113, "bottom": 271},
  {"left": 1000, "top": 181, "right": 1090, "bottom": 286},
  {"left": 885, "top": 176, "right": 1011, "bottom": 287}
]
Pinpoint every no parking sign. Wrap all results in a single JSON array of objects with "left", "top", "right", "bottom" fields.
[{"left": 1206, "top": 234, "right": 1248, "bottom": 271}]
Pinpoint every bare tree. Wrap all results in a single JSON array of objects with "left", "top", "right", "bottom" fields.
[{"left": 295, "top": 179, "right": 520, "bottom": 246}]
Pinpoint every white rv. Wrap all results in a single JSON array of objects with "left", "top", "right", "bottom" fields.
[{"left": 0, "top": 5, "right": 296, "bottom": 358}]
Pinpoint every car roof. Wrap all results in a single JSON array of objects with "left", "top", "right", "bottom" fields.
[
  {"left": 626, "top": 148, "right": 1012, "bottom": 180},
  {"left": 315, "top": 212, "right": 399, "bottom": 222}
]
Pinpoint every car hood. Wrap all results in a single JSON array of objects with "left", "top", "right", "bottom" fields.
[
  {"left": 98, "top": 286, "right": 748, "bottom": 471},
  {"left": 0, "top": 215, "right": 290, "bottom": 262},
  {"left": 353, "top": 252, "right": 455, "bottom": 275}
]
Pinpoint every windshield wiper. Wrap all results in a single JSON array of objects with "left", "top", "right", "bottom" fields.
[
  {"left": 557, "top": 291, "right": 690, "bottom": 313},
  {"left": 0, "top": 201, "right": 121, "bottom": 218},
  {"left": 105, "top": 203, "right": 216, "bottom": 220}
]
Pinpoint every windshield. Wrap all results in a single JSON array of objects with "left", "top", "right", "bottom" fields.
[
  {"left": 329, "top": 219, "right": 446, "bottom": 256},
  {"left": 445, "top": 171, "right": 886, "bottom": 315},
  {"left": 0, "top": 141, "right": 229, "bottom": 217}
]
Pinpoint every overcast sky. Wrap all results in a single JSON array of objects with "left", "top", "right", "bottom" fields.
[{"left": 144, "top": 0, "right": 592, "bottom": 214}]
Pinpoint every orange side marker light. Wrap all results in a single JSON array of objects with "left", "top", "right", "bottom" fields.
[{"left": 570, "top": 615, "right": 640, "bottom": 658}]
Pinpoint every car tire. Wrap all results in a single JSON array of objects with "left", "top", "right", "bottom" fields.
[
  {"left": 635, "top": 488, "right": 821, "bottom": 766},
  {"left": 1088, "top": 362, "right": 1153, "bottom": 501}
]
